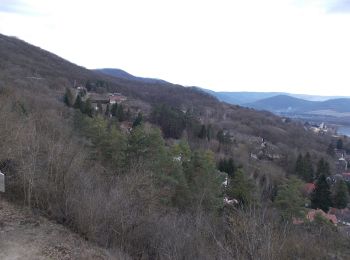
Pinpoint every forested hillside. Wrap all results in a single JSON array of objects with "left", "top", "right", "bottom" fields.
[{"left": 1, "top": 33, "right": 349, "bottom": 259}]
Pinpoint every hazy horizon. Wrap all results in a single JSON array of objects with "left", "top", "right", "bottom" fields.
[{"left": 1, "top": 0, "right": 350, "bottom": 96}]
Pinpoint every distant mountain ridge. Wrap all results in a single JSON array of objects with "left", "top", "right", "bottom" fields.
[
  {"left": 199, "top": 88, "right": 348, "bottom": 105},
  {"left": 246, "top": 94, "right": 350, "bottom": 115},
  {"left": 96, "top": 68, "right": 168, "bottom": 85}
]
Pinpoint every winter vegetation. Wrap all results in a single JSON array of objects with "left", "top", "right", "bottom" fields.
[{"left": 1, "top": 33, "right": 350, "bottom": 259}]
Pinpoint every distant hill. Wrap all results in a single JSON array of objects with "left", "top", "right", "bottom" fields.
[
  {"left": 200, "top": 88, "right": 348, "bottom": 105},
  {"left": 199, "top": 89, "right": 285, "bottom": 105},
  {"left": 96, "top": 68, "right": 168, "bottom": 85},
  {"left": 246, "top": 94, "right": 350, "bottom": 115}
]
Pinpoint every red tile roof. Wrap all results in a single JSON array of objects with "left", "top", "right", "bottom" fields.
[
  {"left": 303, "top": 183, "right": 316, "bottom": 195},
  {"left": 307, "top": 209, "right": 337, "bottom": 225}
]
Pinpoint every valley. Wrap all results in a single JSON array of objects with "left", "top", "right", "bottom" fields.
[{"left": 1, "top": 33, "right": 350, "bottom": 259}]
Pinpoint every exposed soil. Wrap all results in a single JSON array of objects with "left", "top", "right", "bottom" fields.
[{"left": 0, "top": 196, "right": 129, "bottom": 260}]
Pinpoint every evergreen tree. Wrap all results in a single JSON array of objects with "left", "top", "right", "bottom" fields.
[
  {"left": 125, "top": 109, "right": 131, "bottom": 121},
  {"left": 311, "top": 174, "right": 332, "bottom": 212},
  {"left": 227, "top": 168, "right": 255, "bottom": 206},
  {"left": 150, "top": 104, "right": 186, "bottom": 139},
  {"left": 218, "top": 158, "right": 236, "bottom": 177},
  {"left": 64, "top": 87, "right": 75, "bottom": 107},
  {"left": 333, "top": 180, "right": 349, "bottom": 209},
  {"left": 337, "top": 139, "right": 344, "bottom": 150},
  {"left": 275, "top": 176, "right": 306, "bottom": 221},
  {"left": 81, "top": 99, "right": 93, "bottom": 117},
  {"left": 97, "top": 103, "right": 103, "bottom": 113},
  {"left": 327, "top": 143, "right": 335, "bottom": 157},
  {"left": 295, "top": 153, "right": 304, "bottom": 176},
  {"left": 73, "top": 95, "right": 83, "bottom": 109},
  {"left": 198, "top": 125, "right": 207, "bottom": 139},
  {"left": 295, "top": 153, "right": 313, "bottom": 182},
  {"left": 303, "top": 153, "right": 314, "bottom": 182},
  {"left": 116, "top": 104, "right": 125, "bottom": 122},
  {"left": 316, "top": 158, "right": 331, "bottom": 178},
  {"left": 217, "top": 129, "right": 230, "bottom": 144},
  {"left": 132, "top": 112, "right": 143, "bottom": 128},
  {"left": 111, "top": 103, "right": 118, "bottom": 117},
  {"left": 184, "top": 150, "right": 223, "bottom": 211},
  {"left": 206, "top": 124, "right": 213, "bottom": 141},
  {"left": 105, "top": 104, "right": 110, "bottom": 117}
]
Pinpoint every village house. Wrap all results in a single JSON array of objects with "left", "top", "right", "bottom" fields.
[
  {"left": 293, "top": 209, "right": 338, "bottom": 225},
  {"left": 328, "top": 208, "right": 350, "bottom": 226},
  {"left": 307, "top": 209, "right": 338, "bottom": 225},
  {"left": 108, "top": 93, "right": 127, "bottom": 104},
  {"left": 303, "top": 183, "right": 316, "bottom": 197}
]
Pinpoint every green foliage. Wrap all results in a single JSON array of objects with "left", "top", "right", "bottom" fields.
[
  {"left": 337, "top": 139, "right": 343, "bottom": 150},
  {"left": 73, "top": 95, "right": 83, "bottom": 109},
  {"left": 105, "top": 104, "right": 110, "bottom": 117},
  {"left": 151, "top": 104, "right": 186, "bottom": 139},
  {"left": 184, "top": 150, "right": 224, "bottom": 211},
  {"left": 80, "top": 99, "right": 94, "bottom": 117},
  {"left": 217, "top": 158, "right": 236, "bottom": 177},
  {"left": 332, "top": 180, "right": 349, "bottom": 209},
  {"left": 227, "top": 169, "right": 255, "bottom": 206},
  {"left": 216, "top": 129, "right": 231, "bottom": 144},
  {"left": 111, "top": 103, "right": 118, "bottom": 117},
  {"left": 327, "top": 143, "right": 335, "bottom": 157},
  {"left": 132, "top": 112, "right": 143, "bottom": 128},
  {"left": 295, "top": 153, "right": 314, "bottom": 182},
  {"left": 75, "top": 114, "right": 126, "bottom": 168},
  {"left": 116, "top": 104, "right": 125, "bottom": 122},
  {"left": 275, "top": 176, "right": 306, "bottom": 220},
  {"left": 64, "top": 87, "right": 75, "bottom": 107},
  {"left": 316, "top": 158, "right": 331, "bottom": 178},
  {"left": 198, "top": 124, "right": 207, "bottom": 139},
  {"left": 311, "top": 174, "right": 332, "bottom": 212},
  {"left": 125, "top": 124, "right": 166, "bottom": 172}
]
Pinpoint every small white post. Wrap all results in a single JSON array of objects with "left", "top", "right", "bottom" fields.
[{"left": 0, "top": 170, "right": 5, "bottom": 192}]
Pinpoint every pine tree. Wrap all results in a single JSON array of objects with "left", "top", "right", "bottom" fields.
[
  {"left": 184, "top": 150, "right": 223, "bottom": 211},
  {"left": 105, "top": 104, "right": 110, "bottom": 117},
  {"left": 111, "top": 103, "right": 118, "bottom": 117},
  {"left": 311, "top": 174, "right": 332, "bottom": 212},
  {"left": 116, "top": 104, "right": 125, "bottom": 122},
  {"left": 327, "top": 143, "right": 335, "bottom": 157},
  {"left": 198, "top": 125, "right": 207, "bottom": 139},
  {"left": 218, "top": 158, "right": 236, "bottom": 177},
  {"left": 81, "top": 99, "right": 93, "bottom": 117},
  {"left": 73, "top": 95, "right": 83, "bottom": 109},
  {"left": 337, "top": 139, "right": 343, "bottom": 150},
  {"left": 132, "top": 112, "right": 143, "bottom": 128},
  {"left": 295, "top": 154, "right": 304, "bottom": 177},
  {"left": 295, "top": 153, "right": 313, "bottom": 182},
  {"left": 316, "top": 158, "right": 331, "bottom": 178},
  {"left": 333, "top": 180, "right": 349, "bottom": 209},
  {"left": 64, "top": 87, "right": 75, "bottom": 107},
  {"left": 206, "top": 124, "right": 212, "bottom": 141},
  {"left": 227, "top": 168, "right": 255, "bottom": 206},
  {"left": 303, "top": 152, "right": 314, "bottom": 182},
  {"left": 275, "top": 176, "right": 306, "bottom": 220}
]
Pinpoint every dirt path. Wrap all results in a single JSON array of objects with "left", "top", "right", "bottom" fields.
[{"left": 0, "top": 197, "right": 129, "bottom": 260}]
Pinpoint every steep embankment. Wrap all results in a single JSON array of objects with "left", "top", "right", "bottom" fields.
[{"left": 0, "top": 197, "right": 130, "bottom": 260}]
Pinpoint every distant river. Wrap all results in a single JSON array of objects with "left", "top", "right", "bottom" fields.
[{"left": 338, "top": 126, "right": 350, "bottom": 137}]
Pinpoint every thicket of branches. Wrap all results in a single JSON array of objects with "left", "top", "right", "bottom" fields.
[
  {"left": 1, "top": 84, "right": 349, "bottom": 259},
  {"left": 1, "top": 34, "right": 349, "bottom": 259}
]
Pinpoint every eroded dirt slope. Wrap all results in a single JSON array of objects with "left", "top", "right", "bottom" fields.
[{"left": 0, "top": 196, "right": 129, "bottom": 260}]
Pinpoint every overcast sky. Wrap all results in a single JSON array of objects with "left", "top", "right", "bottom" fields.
[{"left": 1, "top": 0, "right": 350, "bottom": 96}]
